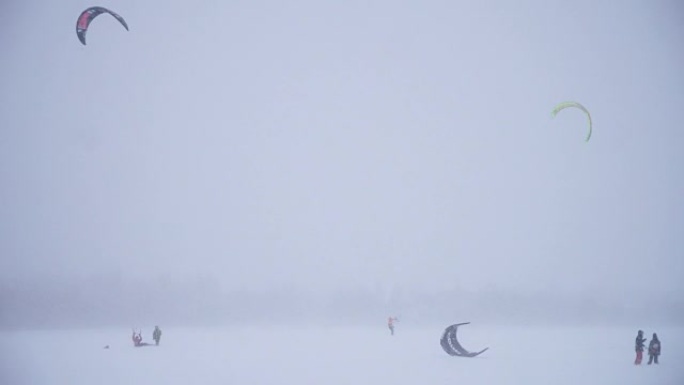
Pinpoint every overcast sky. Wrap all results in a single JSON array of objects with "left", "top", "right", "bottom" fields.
[{"left": 1, "top": 0, "right": 682, "bottom": 302}]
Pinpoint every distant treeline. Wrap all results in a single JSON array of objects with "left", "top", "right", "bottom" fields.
[{"left": 0, "top": 275, "right": 681, "bottom": 330}]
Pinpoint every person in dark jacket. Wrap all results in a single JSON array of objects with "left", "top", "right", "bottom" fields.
[
  {"left": 648, "top": 333, "right": 661, "bottom": 365},
  {"left": 153, "top": 326, "right": 162, "bottom": 346},
  {"left": 634, "top": 330, "right": 647, "bottom": 365}
]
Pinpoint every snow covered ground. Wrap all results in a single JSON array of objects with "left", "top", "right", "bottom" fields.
[{"left": 1, "top": 325, "right": 682, "bottom": 385}]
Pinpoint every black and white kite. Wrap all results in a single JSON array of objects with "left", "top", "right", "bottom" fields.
[{"left": 440, "top": 322, "right": 489, "bottom": 358}]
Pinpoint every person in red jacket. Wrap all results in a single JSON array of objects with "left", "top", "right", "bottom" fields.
[
  {"left": 388, "top": 316, "right": 399, "bottom": 336},
  {"left": 634, "top": 330, "right": 647, "bottom": 365}
]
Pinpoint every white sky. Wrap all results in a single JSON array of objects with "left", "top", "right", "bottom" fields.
[{"left": 1, "top": 0, "right": 683, "bottom": 299}]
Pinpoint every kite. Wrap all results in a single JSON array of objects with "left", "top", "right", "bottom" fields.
[
  {"left": 551, "top": 101, "right": 592, "bottom": 142},
  {"left": 76, "top": 6, "right": 129, "bottom": 45},
  {"left": 440, "top": 322, "right": 489, "bottom": 358}
]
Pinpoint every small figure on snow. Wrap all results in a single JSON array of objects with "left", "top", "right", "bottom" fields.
[
  {"left": 131, "top": 329, "right": 150, "bottom": 347},
  {"left": 634, "top": 330, "right": 647, "bottom": 365},
  {"left": 388, "top": 316, "right": 399, "bottom": 336},
  {"left": 132, "top": 329, "right": 143, "bottom": 347},
  {"left": 153, "top": 326, "right": 162, "bottom": 346},
  {"left": 647, "top": 333, "right": 661, "bottom": 365}
]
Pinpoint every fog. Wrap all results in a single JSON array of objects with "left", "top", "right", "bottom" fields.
[{"left": 1, "top": 0, "right": 683, "bottom": 330}]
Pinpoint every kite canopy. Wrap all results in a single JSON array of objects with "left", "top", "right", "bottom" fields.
[
  {"left": 551, "top": 101, "right": 592, "bottom": 142},
  {"left": 76, "top": 6, "right": 129, "bottom": 45},
  {"left": 440, "top": 322, "right": 489, "bottom": 358}
]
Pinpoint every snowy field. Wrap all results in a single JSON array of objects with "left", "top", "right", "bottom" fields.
[{"left": 1, "top": 325, "right": 682, "bottom": 385}]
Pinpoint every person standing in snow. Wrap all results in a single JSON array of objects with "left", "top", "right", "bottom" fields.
[
  {"left": 634, "top": 330, "right": 647, "bottom": 365},
  {"left": 647, "top": 333, "right": 661, "bottom": 365},
  {"left": 388, "top": 316, "right": 399, "bottom": 336},
  {"left": 153, "top": 326, "right": 162, "bottom": 346}
]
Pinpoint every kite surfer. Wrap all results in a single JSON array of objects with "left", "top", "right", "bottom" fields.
[
  {"left": 132, "top": 330, "right": 142, "bottom": 347},
  {"left": 131, "top": 329, "right": 150, "bottom": 347},
  {"left": 634, "top": 330, "right": 646, "bottom": 365},
  {"left": 388, "top": 316, "right": 399, "bottom": 336}
]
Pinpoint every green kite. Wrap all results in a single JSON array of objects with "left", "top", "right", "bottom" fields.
[{"left": 552, "top": 101, "right": 592, "bottom": 142}]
